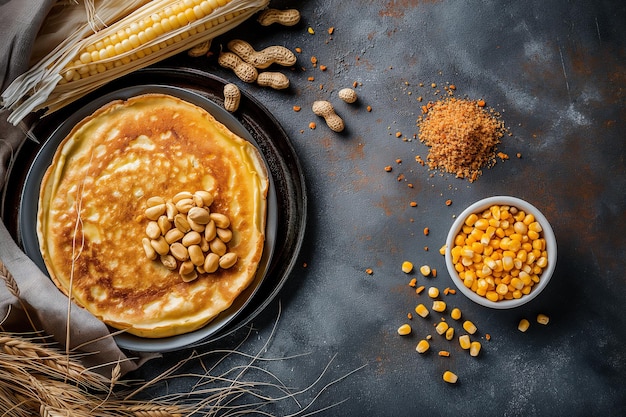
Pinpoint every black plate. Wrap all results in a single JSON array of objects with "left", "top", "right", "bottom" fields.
[{"left": 1, "top": 67, "right": 307, "bottom": 352}]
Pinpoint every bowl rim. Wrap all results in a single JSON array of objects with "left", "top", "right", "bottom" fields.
[{"left": 445, "top": 196, "right": 557, "bottom": 309}]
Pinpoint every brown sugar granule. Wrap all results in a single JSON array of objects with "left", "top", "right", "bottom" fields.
[{"left": 417, "top": 98, "right": 507, "bottom": 181}]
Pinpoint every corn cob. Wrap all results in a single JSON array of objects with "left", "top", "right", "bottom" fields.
[{"left": 2, "top": 0, "right": 270, "bottom": 125}]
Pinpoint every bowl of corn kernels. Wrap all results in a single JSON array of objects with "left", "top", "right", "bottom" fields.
[{"left": 445, "top": 196, "right": 557, "bottom": 309}]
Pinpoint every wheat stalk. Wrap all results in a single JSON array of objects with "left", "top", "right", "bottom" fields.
[{"left": 0, "top": 261, "right": 39, "bottom": 332}]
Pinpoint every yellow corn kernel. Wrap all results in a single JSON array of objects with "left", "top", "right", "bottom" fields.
[
  {"left": 416, "top": 339, "right": 430, "bottom": 353},
  {"left": 464, "top": 213, "right": 478, "bottom": 226},
  {"left": 419, "top": 265, "right": 431, "bottom": 276},
  {"left": 469, "top": 341, "right": 482, "bottom": 357},
  {"left": 402, "top": 261, "right": 413, "bottom": 273},
  {"left": 459, "top": 334, "right": 471, "bottom": 349},
  {"left": 450, "top": 308, "right": 462, "bottom": 320},
  {"left": 485, "top": 291, "right": 499, "bottom": 302},
  {"left": 435, "top": 321, "right": 449, "bottom": 335},
  {"left": 537, "top": 313, "right": 550, "bottom": 325},
  {"left": 397, "top": 324, "right": 412, "bottom": 335},
  {"left": 428, "top": 287, "right": 439, "bottom": 298},
  {"left": 445, "top": 326, "right": 455, "bottom": 341},
  {"left": 462, "top": 320, "right": 477, "bottom": 334},
  {"left": 415, "top": 285, "right": 425, "bottom": 294},
  {"left": 415, "top": 303, "right": 429, "bottom": 318},
  {"left": 432, "top": 300, "right": 446, "bottom": 312},
  {"left": 518, "top": 318, "right": 530, "bottom": 332},
  {"left": 443, "top": 370, "right": 458, "bottom": 384},
  {"left": 439, "top": 244, "right": 447, "bottom": 255},
  {"left": 438, "top": 350, "right": 450, "bottom": 357}
]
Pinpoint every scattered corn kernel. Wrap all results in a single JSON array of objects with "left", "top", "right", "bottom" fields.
[
  {"left": 443, "top": 370, "right": 458, "bottom": 384},
  {"left": 435, "top": 321, "right": 449, "bottom": 335},
  {"left": 419, "top": 265, "right": 431, "bottom": 276},
  {"left": 485, "top": 333, "right": 491, "bottom": 341},
  {"left": 428, "top": 287, "right": 439, "bottom": 298},
  {"left": 445, "top": 326, "right": 455, "bottom": 340},
  {"left": 432, "top": 300, "right": 446, "bottom": 312},
  {"left": 416, "top": 339, "right": 430, "bottom": 353},
  {"left": 402, "top": 261, "right": 414, "bottom": 273},
  {"left": 518, "top": 318, "right": 530, "bottom": 332},
  {"left": 415, "top": 303, "right": 429, "bottom": 318},
  {"left": 450, "top": 308, "right": 462, "bottom": 320},
  {"left": 469, "top": 341, "right": 482, "bottom": 357},
  {"left": 463, "top": 320, "right": 477, "bottom": 335},
  {"left": 397, "top": 324, "right": 412, "bottom": 335},
  {"left": 537, "top": 313, "right": 550, "bottom": 325},
  {"left": 438, "top": 350, "right": 450, "bottom": 357},
  {"left": 439, "top": 244, "right": 447, "bottom": 255},
  {"left": 408, "top": 278, "right": 417, "bottom": 287},
  {"left": 415, "top": 285, "right": 425, "bottom": 294},
  {"left": 459, "top": 335, "right": 471, "bottom": 350}
]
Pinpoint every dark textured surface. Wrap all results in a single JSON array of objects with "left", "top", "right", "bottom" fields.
[{"left": 19, "top": 0, "right": 626, "bottom": 415}]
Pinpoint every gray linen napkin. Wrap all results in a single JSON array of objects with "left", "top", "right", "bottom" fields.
[{"left": 0, "top": 0, "right": 146, "bottom": 376}]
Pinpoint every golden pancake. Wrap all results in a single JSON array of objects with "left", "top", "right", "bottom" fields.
[{"left": 37, "top": 93, "right": 269, "bottom": 338}]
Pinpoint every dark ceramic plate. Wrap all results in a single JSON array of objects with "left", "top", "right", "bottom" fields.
[{"left": 1, "top": 67, "right": 307, "bottom": 353}]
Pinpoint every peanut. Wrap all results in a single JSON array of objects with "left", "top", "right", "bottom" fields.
[
  {"left": 312, "top": 100, "right": 345, "bottom": 132},
  {"left": 223, "top": 83, "right": 241, "bottom": 112},
  {"left": 338, "top": 88, "right": 358, "bottom": 104},
  {"left": 227, "top": 39, "right": 296, "bottom": 69},
  {"left": 160, "top": 255, "right": 177, "bottom": 270},
  {"left": 187, "top": 39, "right": 212, "bottom": 57},
  {"left": 219, "top": 252, "right": 238, "bottom": 269},
  {"left": 142, "top": 190, "right": 237, "bottom": 281},
  {"left": 218, "top": 52, "right": 258, "bottom": 83},
  {"left": 257, "top": 8, "right": 301, "bottom": 26},
  {"left": 257, "top": 72, "right": 290, "bottom": 90}
]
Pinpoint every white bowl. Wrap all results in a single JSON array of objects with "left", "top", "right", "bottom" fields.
[{"left": 445, "top": 196, "right": 557, "bottom": 309}]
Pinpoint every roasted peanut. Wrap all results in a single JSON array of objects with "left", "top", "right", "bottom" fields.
[
  {"left": 312, "top": 100, "right": 345, "bottom": 132},
  {"left": 188, "top": 207, "right": 211, "bottom": 225},
  {"left": 175, "top": 213, "right": 191, "bottom": 232},
  {"left": 338, "top": 88, "right": 358, "bottom": 104},
  {"left": 219, "top": 252, "right": 238, "bottom": 269},
  {"left": 142, "top": 238, "right": 157, "bottom": 260},
  {"left": 182, "top": 231, "right": 202, "bottom": 247},
  {"left": 216, "top": 227, "right": 232, "bottom": 243},
  {"left": 147, "top": 196, "right": 166, "bottom": 207},
  {"left": 209, "top": 238, "right": 227, "bottom": 256},
  {"left": 204, "top": 220, "right": 217, "bottom": 241},
  {"left": 164, "top": 228, "right": 184, "bottom": 244},
  {"left": 204, "top": 252, "right": 220, "bottom": 273},
  {"left": 150, "top": 237, "right": 170, "bottom": 256},
  {"left": 160, "top": 255, "right": 177, "bottom": 270},
  {"left": 195, "top": 190, "right": 214, "bottom": 207},
  {"left": 145, "top": 203, "right": 166, "bottom": 220},
  {"left": 181, "top": 269, "right": 198, "bottom": 283},
  {"left": 175, "top": 198, "right": 194, "bottom": 213},
  {"left": 257, "top": 71, "right": 290, "bottom": 90},
  {"left": 218, "top": 52, "right": 258, "bottom": 83},
  {"left": 227, "top": 39, "right": 296, "bottom": 68},
  {"left": 188, "top": 245, "right": 205, "bottom": 266},
  {"left": 210, "top": 213, "right": 230, "bottom": 229},
  {"left": 170, "top": 242, "right": 189, "bottom": 262},
  {"left": 257, "top": 8, "right": 301, "bottom": 26},
  {"left": 157, "top": 216, "right": 171, "bottom": 235},
  {"left": 223, "top": 83, "right": 241, "bottom": 112},
  {"left": 179, "top": 260, "right": 195, "bottom": 276},
  {"left": 145, "top": 221, "right": 162, "bottom": 240},
  {"left": 172, "top": 191, "right": 193, "bottom": 203}
]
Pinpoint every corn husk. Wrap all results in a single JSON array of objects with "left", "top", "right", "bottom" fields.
[{"left": 2, "top": 0, "right": 269, "bottom": 125}]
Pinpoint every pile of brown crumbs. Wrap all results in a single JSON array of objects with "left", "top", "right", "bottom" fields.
[{"left": 417, "top": 98, "right": 508, "bottom": 182}]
